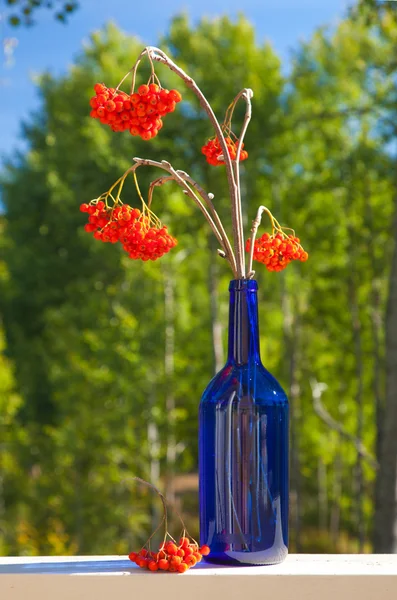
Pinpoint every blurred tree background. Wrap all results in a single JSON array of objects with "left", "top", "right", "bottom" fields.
[{"left": 1, "top": 0, "right": 397, "bottom": 555}]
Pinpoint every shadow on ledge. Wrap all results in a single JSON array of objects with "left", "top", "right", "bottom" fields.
[{"left": 0, "top": 559, "right": 222, "bottom": 575}]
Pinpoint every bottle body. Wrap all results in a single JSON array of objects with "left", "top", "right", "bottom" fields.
[{"left": 199, "top": 280, "right": 289, "bottom": 565}]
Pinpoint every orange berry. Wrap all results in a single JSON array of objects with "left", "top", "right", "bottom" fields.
[
  {"left": 141, "top": 131, "right": 152, "bottom": 141},
  {"left": 138, "top": 84, "right": 149, "bottom": 95},
  {"left": 199, "top": 545, "right": 210, "bottom": 556},
  {"left": 130, "top": 126, "right": 140, "bottom": 136},
  {"left": 156, "top": 101, "right": 167, "bottom": 113},
  {"left": 149, "top": 83, "right": 159, "bottom": 93},
  {"left": 169, "top": 89, "right": 182, "bottom": 102},
  {"left": 166, "top": 542, "right": 178, "bottom": 555},
  {"left": 136, "top": 557, "right": 147, "bottom": 568},
  {"left": 148, "top": 561, "right": 159, "bottom": 571},
  {"left": 105, "top": 100, "right": 116, "bottom": 112},
  {"left": 179, "top": 537, "right": 190, "bottom": 548},
  {"left": 177, "top": 563, "right": 188, "bottom": 573},
  {"left": 94, "top": 83, "right": 106, "bottom": 94},
  {"left": 193, "top": 552, "right": 202, "bottom": 562},
  {"left": 128, "top": 552, "right": 138, "bottom": 562},
  {"left": 158, "top": 559, "right": 169, "bottom": 570}
]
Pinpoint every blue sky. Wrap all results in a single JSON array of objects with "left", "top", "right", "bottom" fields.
[{"left": 1, "top": 0, "right": 349, "bottom": 160}]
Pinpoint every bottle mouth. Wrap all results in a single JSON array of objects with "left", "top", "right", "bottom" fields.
[{"left": 229, "top": 279, "right": 258, "bottom": 291}]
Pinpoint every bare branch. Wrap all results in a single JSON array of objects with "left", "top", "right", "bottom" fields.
[
  {"left": 146, "top": 46, "right": 245, "bottom": 278},
  {"left": 233, "top": 89, "right": 253, "bottom": 277},
  {"left": 310, "top": 380, "right": 378, "bottom": 470},
  {"left": 174, "top": 170, "right": 236, "bottom": 274},
  {"left": 131, "top": 157, "right": 238, "bottom": 277}
]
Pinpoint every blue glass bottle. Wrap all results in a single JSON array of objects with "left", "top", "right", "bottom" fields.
[{"left": 199, "top": 279, "right": 288, "bottom": 565}]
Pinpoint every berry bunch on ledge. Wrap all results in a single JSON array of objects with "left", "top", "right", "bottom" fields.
[
  {"left": 128, "top": 477, "right": 210, "bottom": 574},
  {"left": 129, "top": 537, "right": 210, "bottom": 573}
]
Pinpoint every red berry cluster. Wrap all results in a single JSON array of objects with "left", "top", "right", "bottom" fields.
[
  {"left": 201, "top": 136, "right": 248, "bottom": 166},
  {"left": 129, "top": 537, "right": 210, "bottom": 573},
  {"left": 89, "top": 83, "right": 182, "bottom": 140},
  {"left": 246, "top": 232, "right": 308, "bottom": 272},
  {"left": 80, "top": 201, "right": 177, "bottom": 261}
]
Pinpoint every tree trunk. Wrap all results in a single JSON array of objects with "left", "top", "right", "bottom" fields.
[
  {"left": 373, "top": 186, "right": 397, "bottom": 553},
  {"left": 282, "top": 286, "right": 302, "bottom": 551},
  {"left": 163, "top": 269, "right": 176, "bottom": 506},
  {"left": 349, "top": 273, "right": 365, "bottom": 551},
  {"left": 330, "top": 452, "right": 342, "bottom": 548}
]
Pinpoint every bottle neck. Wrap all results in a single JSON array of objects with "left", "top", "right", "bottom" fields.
[{"left": 227, "top": 279, "right": 261, "bottom": 366}]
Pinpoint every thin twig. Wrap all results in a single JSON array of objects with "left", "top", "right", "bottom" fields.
[
  {"left": 247, "top": 205, "right": 274, "bottom": 275},
  {"left": 233, "top": 89, "right": 253, "bottom": 278}
]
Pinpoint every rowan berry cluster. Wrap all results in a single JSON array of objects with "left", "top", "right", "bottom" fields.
[
  {"left": 89, "top": 83, "right": 182, "bottom": 140},
  {"left": 246, "top": 232, "right": 308, "bottom": 272},
  {"left": 201, "top": 136, "right": 248, "bottom": 166},
  {"left": 129, "top": 537, "right": 210, "bottom": 573},
  {"left": 80, "top": 201, "right": 177, "bottom": 261}
]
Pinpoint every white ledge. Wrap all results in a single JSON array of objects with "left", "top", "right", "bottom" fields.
[{"left": 0, "top": 554, "right": 396, "bottom": 600}]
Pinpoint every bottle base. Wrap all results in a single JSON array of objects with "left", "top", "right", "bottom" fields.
[{"left": 203, "top": 547, "right": 288, "bottom": 566}]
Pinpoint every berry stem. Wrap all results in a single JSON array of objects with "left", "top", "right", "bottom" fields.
[
  {"left": 133, "top": 476, "right": 169, "bottom": 546},
  {"left": 247, "top": 205, "right": 275, "bottom": 276}
]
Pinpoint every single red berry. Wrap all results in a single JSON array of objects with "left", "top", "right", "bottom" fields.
[
  {"left": 177, "top": 563, "right": 188, "bottom": 573},
  {"left": 94, "top": 83, "right": 106, "bottom": 95},
  {"left": 199, "top": 545, "right": 210, "bottom": 556},
  {"left": 169, "top": 89, "right": 182, "bottom": 102},
  {"left": 138, "top": 84, "right": 149, "bottom": 96},
  {"left": 158, "top": 559, "right": 169, "bottom": 570},
  {"left": 105, "top": 100, "right": 116, "bottom": 112}
]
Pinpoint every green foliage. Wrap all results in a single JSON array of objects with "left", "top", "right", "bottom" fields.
[
  {"left": 5, "top": 0, "right": 78, "bottom": 27},
  {"left": 0, "top": 7, "right": 396, "bottom": 554}
]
